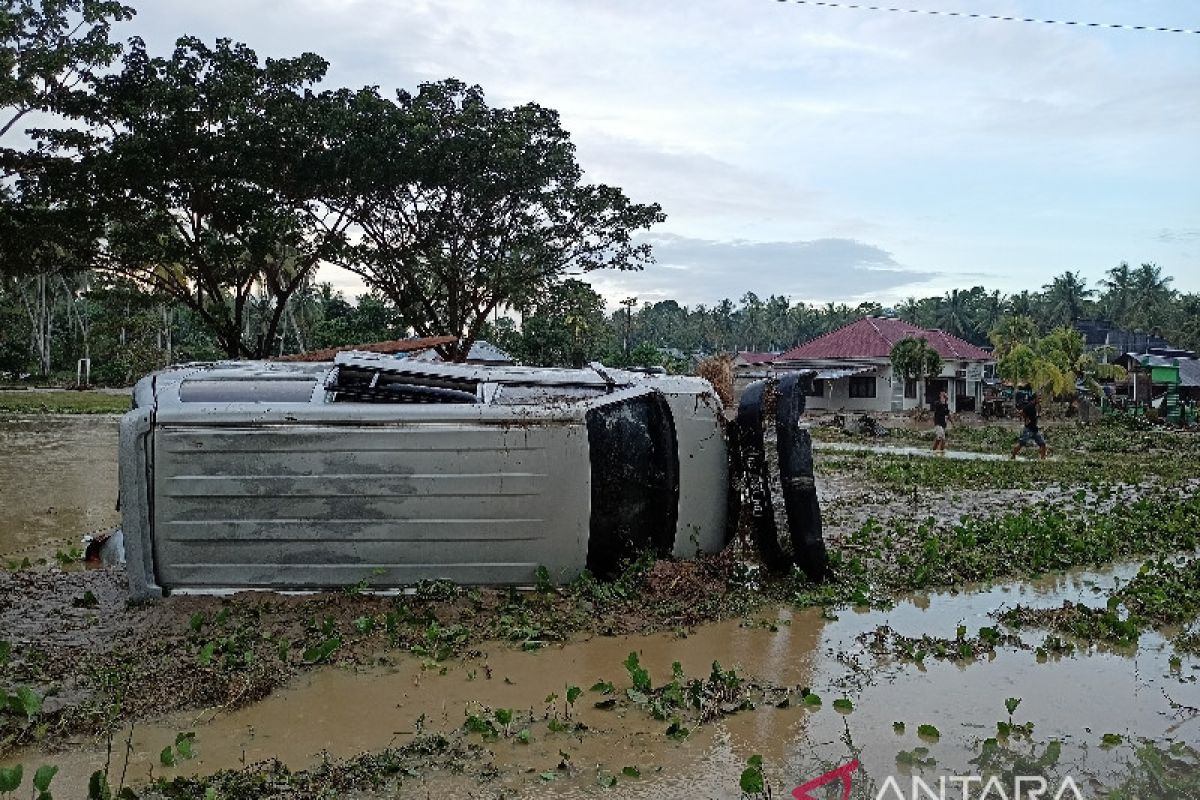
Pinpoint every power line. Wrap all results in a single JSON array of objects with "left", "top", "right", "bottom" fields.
[{"left": 773, "top": 0, "right": 1200, "bottom": 35}]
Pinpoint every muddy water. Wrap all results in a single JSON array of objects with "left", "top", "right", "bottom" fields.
[
  {"left": 0, "top": 416, "right": 120, "bottom": 563},
  {"left": 16, "top": 562, "right": 1198, "bottom": 798},
  {"left": 815, "top": 441, "right": 1009, "bottom": 461}
]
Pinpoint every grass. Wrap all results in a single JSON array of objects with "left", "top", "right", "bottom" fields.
[{"left": 0, "top": 390, "right": 129, "bottom": 415}]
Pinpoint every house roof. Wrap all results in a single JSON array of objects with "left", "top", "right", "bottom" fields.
[
  {"left": 776, "top": 318, "right": 992, "bottom": 361},
  {"left": 276, "top": 336, "right": 457, "bottom": 363},
  {"left": 1179, "top": 359, "right": 1200, "bottom": 388}
]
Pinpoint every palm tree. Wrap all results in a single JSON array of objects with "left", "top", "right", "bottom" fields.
[
  {"left": 971, "top": 289, "right": 1007, "bottom": 344},
  {"left": 935, "top": 289, "right": 972, "bottom": 340},
  {"left": 1041, "top": 271, "right": 1094, "bottom": 327},
  {"left": 1127, "top": 262, "right": 1175, "bottom": 331},
  {"left": 1100, "top": 261, "right": 1135, "bottom": 327}
]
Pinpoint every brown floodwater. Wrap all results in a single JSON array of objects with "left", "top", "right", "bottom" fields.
[
  {"left": 0, "top": 416, "right": 120, "bottom": 564},
  {"left": 11, "top": 562, "right": 1198, "bottom": 798}
]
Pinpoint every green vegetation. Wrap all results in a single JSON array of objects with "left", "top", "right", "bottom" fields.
[
  {"left": 791, "top": 486, "right": 1200, "bottom": 613},
  {"left": 0, "top": 390, "right": 128, "bottom": 414},
  {"left": 996, "top": 556, "right": 1200, "bottom": 654}
]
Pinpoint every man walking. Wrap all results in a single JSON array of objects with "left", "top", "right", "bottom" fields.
[
  {"left": 1011, "top": 392, "right": 1048, "bottom": 460},
  {"left": 932, "top": 390, "right": 950, "bottom": 453}
]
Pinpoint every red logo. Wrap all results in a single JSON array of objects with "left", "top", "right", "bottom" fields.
[{"left": 792, "top": 759, "right": 859, "bottom": 800}]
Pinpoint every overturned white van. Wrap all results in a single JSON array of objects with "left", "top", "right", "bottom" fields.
[{"left": 119, "top": 354, "right": 733, "bottom": 598}]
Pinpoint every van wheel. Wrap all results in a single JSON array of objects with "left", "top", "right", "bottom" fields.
[{"left": 735, "top": 374, "right": 830, "bottom": 580}]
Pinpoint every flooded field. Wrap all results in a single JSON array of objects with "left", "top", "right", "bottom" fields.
[
  {"left": 6, "top": 562, "right": 1198, "bottom": 798},
  {"left": 0, "top": 416, "right": 121, "bottom": 564}
]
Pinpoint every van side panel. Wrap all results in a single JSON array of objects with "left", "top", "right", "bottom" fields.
[{"left": 150, "top": 423, "right": 590, "bottom": 589}]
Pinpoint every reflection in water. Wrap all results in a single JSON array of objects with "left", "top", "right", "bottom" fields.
[
  {"left": 11, "top": 562, "right": 1199, "bottom": 798},
  {"left": 0, "top": 416, "right": 120, "bottom": 562}
]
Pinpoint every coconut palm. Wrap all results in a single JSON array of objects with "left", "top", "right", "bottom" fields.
[{"left": 1041, "top": 271, "right": 1095, "bottom": 327}]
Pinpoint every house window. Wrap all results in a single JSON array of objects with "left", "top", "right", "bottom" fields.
[
  {"left": 848, "top": 376, "right": 877, "bottom": 398},
  {"left": 806, "top": 378, "right": 825, "bottom": 397},
  {"left": 904, "top": 379, "right": 917, "bottom": 399}
]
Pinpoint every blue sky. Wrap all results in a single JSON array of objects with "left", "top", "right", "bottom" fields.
[{"left": 125, "top": 0, "right": 1200, "bottom": 309}]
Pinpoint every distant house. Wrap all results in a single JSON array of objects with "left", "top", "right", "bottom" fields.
[
  {"left": 1073, "top": 321, "right": 1178, "bottom": 359},
  {"left": 734, "top": 351, "right": 778, "bottom": 369},
  {"left": 771, "top": 317, "right": 994, "bottom": 413}
]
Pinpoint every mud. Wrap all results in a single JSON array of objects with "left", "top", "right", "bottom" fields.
[
  {"left": 6, "top": 562, "right": 1197, "bottom": 798},
  {"left": 0, "top": 416, "right": 121, "bottom": 564}
]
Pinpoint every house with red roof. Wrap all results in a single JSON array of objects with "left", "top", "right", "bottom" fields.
[{"left": 772, "top": 317, "right": 994, "bottom": 413}]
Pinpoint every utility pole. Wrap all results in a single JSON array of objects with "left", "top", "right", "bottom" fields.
[{"left": 620, "top": 297, "right": 637, "bottom": 358}]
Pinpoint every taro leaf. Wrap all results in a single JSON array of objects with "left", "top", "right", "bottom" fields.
[
  {"left": 739, "top": 766, "right": 764, "bottom": 794},
  {"left": 175, "top": 732, "right": 195, "bottom": 760},
  {"left": 87, "top": 770, "right": 111, "bottom": 800},
  {"left": 590, "top": 680, "right": 614, "bottom": 694},
  {"left": 803, "top": 692, "right": 822, "bottom": 707},
  {"left": 0, "top": 765, "right": 22, "bottom": 793},
  {"left": 1004, "top": 697, "right": 1022, "bottom": 716},
  {"left": 1039, "top": 740, "right": 1062, "bottom": 767},
  {"left": 997, "top": 721, "right": 1011, "bottom": 737},
  {"left": 622, "top": 766, "right": 641, "bottom": 778},
  {"left": 566, "top": 686, "right": 582, "bottom": 705},
  {"left": 33, "top": 764, "right": 58, "bottom": 792},
  {"left": 623, "top": 652, "right": 652, "bottom": 692},
  {"left": 159, "top": 746, "right": 175, "bottom": 767},
  {"left": 833, "top": 698, "right": 854, "bottom": 713},
  {"left": 495, "top": 708, "right": 513, "bottom": 726},
  {"left": 917, "top": 724, "right": 941, "bottom": 741},
  {"left": 302, "top": 637, "right": 340, "bottom": 664},
  {"left": 665, "top": 720, "right": 690, "bottom": 740},
  {"left": 1101, "top": 733, "right": 1123, "bottom": 747},
  {"left": 464, "top": 715, "right": 493, "bottom": 734},
  {"left": 14, "top": 687, "right": 42, "bottom": 719}
]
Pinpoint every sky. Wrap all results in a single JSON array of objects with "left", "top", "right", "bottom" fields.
[{"left": 123, "top": 0, "right": 1200, "bottom": 310}]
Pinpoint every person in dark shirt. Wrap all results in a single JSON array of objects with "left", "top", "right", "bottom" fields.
[
  {"left": 931, "top": 390, "right": 950, "bottom": 452},
  {"left": 1010, "top": 392, "right": 1048, "bottom": 460}
]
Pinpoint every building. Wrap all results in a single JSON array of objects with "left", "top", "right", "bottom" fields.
[{"left": 771, "top": 317, "right": 994, "bottom": 413}]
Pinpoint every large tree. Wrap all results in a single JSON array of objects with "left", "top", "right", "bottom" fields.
[
  {"left": 61, "top": 36, "right": 357, "bottom": 358},
  {"left": 341, "top": 79, "right": 664, "bottom": 362},
  {"left": 0, "top": 0, "right": 134, "bottom": 140}
]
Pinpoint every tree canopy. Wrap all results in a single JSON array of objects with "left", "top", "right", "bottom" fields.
[
  {"left": 889, "top": 336, "right": 943, "bottom": 405},
  {"left": 53, "top": 36, "right": 354, "bottom": 357},
  {"left": 339, "top": 79, "right": 665, "bottom": 361}
]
